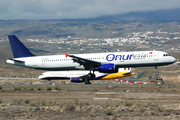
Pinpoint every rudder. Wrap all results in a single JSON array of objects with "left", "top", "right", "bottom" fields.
[{"left": 8, "top": 35, "right": 35, "bottom": 58}]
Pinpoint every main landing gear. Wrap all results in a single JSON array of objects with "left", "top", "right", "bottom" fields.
[
  {"left": 84, "top": 70, "right": 96, "bottom": 84},
  {"left": 85, "top": 78, "right": 91, "bottom": 84}
]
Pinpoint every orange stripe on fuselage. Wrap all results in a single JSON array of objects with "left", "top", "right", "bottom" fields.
[{"left": 101, "top": 72, "right": 134, "bottom": 80}]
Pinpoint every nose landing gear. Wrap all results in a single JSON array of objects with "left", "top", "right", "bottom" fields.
[
  {"left": 155, "top": 66, "right": 159, "bottom": 75},
  {"left": 154, "top": 66, "right": 164, "bottom": 84}
]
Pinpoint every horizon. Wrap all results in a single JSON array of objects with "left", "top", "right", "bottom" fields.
[
  {"left": 0, "top": 8, "right": 180, "bottom": 21},
  {"left": 0, "top": 0, "right": 180, "bottom": 20}
]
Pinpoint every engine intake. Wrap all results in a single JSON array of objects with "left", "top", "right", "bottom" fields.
[{"left": 98, "top": 63, "right": 116, "bottom": 73}]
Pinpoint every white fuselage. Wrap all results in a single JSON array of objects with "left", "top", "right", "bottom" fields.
[
  {"left": 38, "top": 71, "right": 106, "bottom": 79},
  {"left": 6, "top": 51, "right": 176, "bottom": 71},
  {"left": 38, "top": 68, "right": 133, "bottom": 80}
]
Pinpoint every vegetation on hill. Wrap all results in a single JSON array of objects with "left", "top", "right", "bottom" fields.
[{"left": 0, "top": 8, "right": 180, "bottom": 39}]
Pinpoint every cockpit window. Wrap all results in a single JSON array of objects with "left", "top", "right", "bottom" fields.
[{"left": 163, "top": 54, "right": 170, "bottom": 57}]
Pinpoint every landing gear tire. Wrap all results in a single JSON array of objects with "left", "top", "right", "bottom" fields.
[
  {"left": 85, "top": 82, "right": 91, "bottom": 84},
  {"left": 155, "top": 71, "right": 159, "bottom": 75},
  {"left": 85, "top": 78, "right": 91, "bottom": 84},
  {"left": 156, "top": 78, "right": 164, "bottom": 84}
]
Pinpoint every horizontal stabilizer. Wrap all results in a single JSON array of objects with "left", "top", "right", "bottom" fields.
[
  {"left": 7, "top": 58, "right": 25, "bottom": 63},
  {"left": 118, "top": 67, "right": 131, "bottom": 72},
  {"left": 122, "top": 72, "right": 133, "bottom": 76}
]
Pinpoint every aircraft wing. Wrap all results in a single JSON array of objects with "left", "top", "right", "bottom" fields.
[{"left": 65, "top": 53, "right": 105, "bottom": 69}]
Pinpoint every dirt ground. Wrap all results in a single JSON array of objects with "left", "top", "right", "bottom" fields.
[
  {"left": 0, "top": 65, "right": 179, "bottom": 120},
  {"left": 0, "top": 83, "right": 180, "bottom": 120}
]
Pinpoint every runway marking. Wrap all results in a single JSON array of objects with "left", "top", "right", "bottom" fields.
[
  {"left": 95, "top": 92, "right": 117, "bottom": 94},
  {"left": 93, "top": 98, "right": 109, "bottom": 100}
]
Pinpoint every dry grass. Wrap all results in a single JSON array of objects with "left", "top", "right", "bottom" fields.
[{"left": 0, "top": 83, "right": 179, "bottom": 119}]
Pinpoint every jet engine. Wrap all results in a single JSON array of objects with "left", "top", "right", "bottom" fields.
[
  {"left": 70, "top": 77, "right": 84, "bottom": 83},
  {"left": 97, "top": 63, "right": 117, "bottom": 73}
]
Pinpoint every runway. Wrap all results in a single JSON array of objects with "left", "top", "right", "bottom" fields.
[{"left": 0, "top": 77, "right": 176, "bottom": 86}]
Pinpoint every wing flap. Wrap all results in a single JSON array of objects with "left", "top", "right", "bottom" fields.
[{"left": 66, "top": 53, "right": 103, "bottom": 68}]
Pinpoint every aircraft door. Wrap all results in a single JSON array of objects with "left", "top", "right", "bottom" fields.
[
  {"left": 33, "top": 58, "right": 38, "bottom": 67},
  {"left": 154, "top": 51, "right": 159, "bottom": 61}
]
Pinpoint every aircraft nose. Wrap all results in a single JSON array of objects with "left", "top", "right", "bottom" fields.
[{"left": 171, "top": 56, "right": 176, "bottom": 63}]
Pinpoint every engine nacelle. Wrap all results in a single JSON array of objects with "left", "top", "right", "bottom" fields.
[
  {"left": 98, "top": 63, "right": 117, "bottom": 73},
  {"left": 70, "top": 77, "right": 84, "bottom": 83}
]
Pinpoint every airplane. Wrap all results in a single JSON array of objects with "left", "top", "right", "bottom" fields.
[
  {"left": 38, "top": 68, "right": 134, "bottom": 84},
  {"left": 6, "top": 35, "right": 176, "bottom": 84}
]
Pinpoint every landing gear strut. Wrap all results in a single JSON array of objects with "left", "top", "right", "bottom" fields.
[
  {"left": 154, "top": 66, "right": 164, "bottom": 84},
  {"left": 155, "top": 66, "right": 159, "bottom": 75},
  {"left": 48, "top": 79, "right": 52, "bottom": 85},
  {"left": 84, "top": 68, "right": 96, "bottom": 84},
  {"left": 88, "top": 73, "right": 96, "bottom": 79},
  {"left": 85, "top": 78, "right": 91, "bottom": 84}
]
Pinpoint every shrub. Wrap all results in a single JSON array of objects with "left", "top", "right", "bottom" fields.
[
  {"left": 162, "top": 112, "right": 170, "bottom": 116},
  {"left": 157, "top": 89, "right": 160, "bottom": 92},
  {"left": 123, "top": 101, "right": 133, "bottom": 107},
  {"left": 46, "top": 87, "right": 52, "bottom": 91},
  {"left": 54, "top": 87, "right": 59, "bottom": 90},
  {"left": 1, "top": 103, "right": 7, "bottom": 107},
  {"left": 104, "top": 102, "right": 113, "bottom": 107},
  {"left": 29, "top": 88, "right": 34, "bottom": 91},
  {"left": 37, "top": 88, "right": 41, "bottom": 91},
  {"left": 138, "top": 106, "right": 146, "bottom": 113},
  {"left": 25, "top": 99, "right": 31, "bottom": 104},
  {"left": 14, "top": 87, "right": 21, "bottom": 91},
  {"left": 156, "top": 105, "right": 164, "bottom": 112},
  {"left": 144, "top": 102, "right": 152, "bottom": 107},
  {"left": 150, "top": 111, "right": 155, "bottom": 115},
  {"left": 89, "top": 113, "right": 95, "bottom": 117},
  {"left": 11, "top": 98, "right": 22, "bottom": 105},
  {"left": 40, "top": 100, "right": 46, "bottom": 106},
  {"left": 103, "top": 109, "right": 113, "bottom": 115},
  {"left": 30, "top": 100, "right": 46, "bottom": 107},
  {"left": 73, "top": 99, "right": 80, "bottom": 105},
  {"left": 54, "top": 87, "right": 62, "bottom": 91},
  {"left": 28, "top": 107, "right": 33, "bottom": 111},
  {"left": 30, "top": 101, "right": 38, "bottom": 107},
  {"left": 23, "top": 87, "right": 27, "bottom": 91},
  {"left": 113, "top": 101, "right": 123, "bottom": 107},
  {"left": 72, "top": 99, "right": 88, "bottom": 106},
  {"left": 0, "top": 98, "right": 3, "bottom": 104},
  {"left": 64, "top": 102, "right": 75, "bottom": 111}
]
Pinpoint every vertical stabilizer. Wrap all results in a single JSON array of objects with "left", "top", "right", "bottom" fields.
[{"left": 8, "top": 35, "right": 35, "bottom": 58}]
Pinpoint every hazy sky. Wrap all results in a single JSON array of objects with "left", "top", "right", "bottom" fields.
[{"left": 0, "top": 0, "right": 180, "bottom": 19}]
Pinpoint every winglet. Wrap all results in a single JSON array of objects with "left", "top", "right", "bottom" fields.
[{"left": 65, "top": 53, "right": 69, "bottom": 57}]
